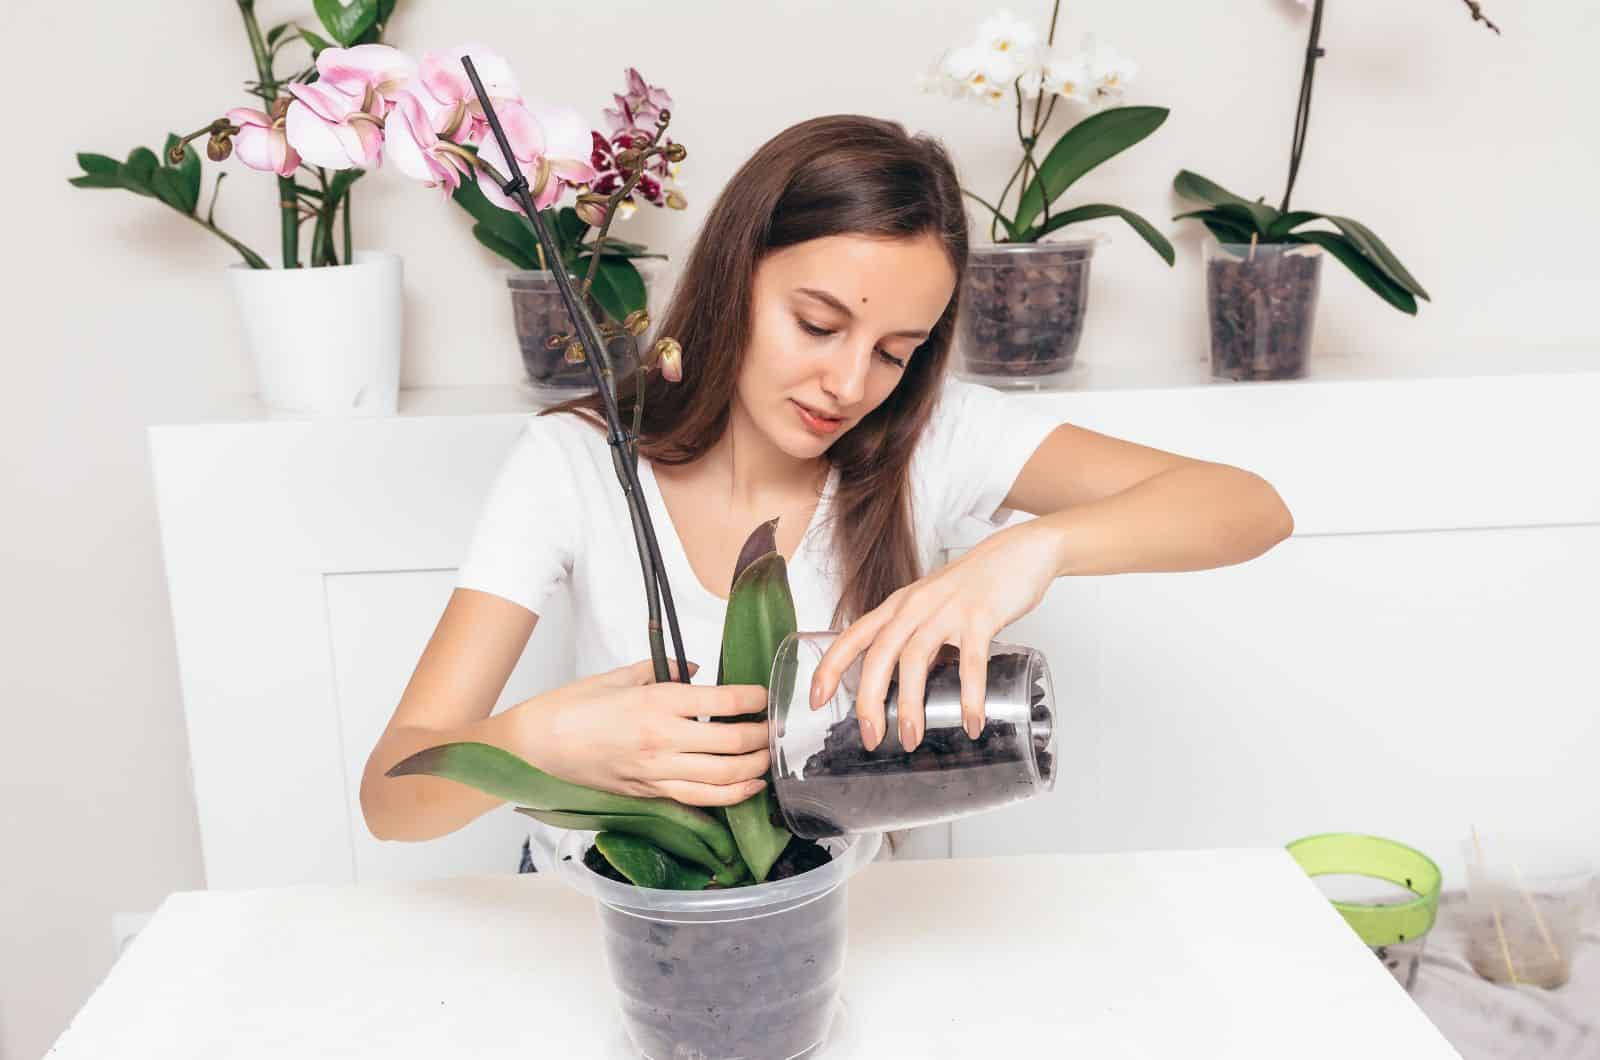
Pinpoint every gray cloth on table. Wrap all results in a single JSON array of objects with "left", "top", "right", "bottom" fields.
[{"left": 1409, "top": 890, "right": 1598, "bottom": 1059}]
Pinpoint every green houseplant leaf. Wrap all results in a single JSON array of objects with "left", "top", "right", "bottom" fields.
[
  {"left": 577, "top": 254, "right": 647, "bottom": 323},
  {"left": 313, "top": 0, "right": 378, "bottom": 47},
  {"left": 594, "top": 832, "right": 713, "bottom": 890},
  {"left": 1172, "top": 170, "right": 1280, "bottom": 234},
  {"left": 1289, "top": 230, "right": 1419, "bottom": 314},
  {"left": 516, "top": 808, "right": 748, "bottom": 885},
  {"left": 385, "top": 740, "right": 740, "bottom": 864},
  {"left": 714, "top": 519, "right": 799, "bottom": 883},
  {"left": 1012, "top": 106, "right": 1170, "bottom": 236},
  {"left": 1270, "top": 213, "right": 1429, "bottom": 301},
  {"left": 1028, "top": 203, "right": 1175, "bottom": 265}
]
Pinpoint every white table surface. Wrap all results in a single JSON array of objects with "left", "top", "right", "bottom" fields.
[{"left": 47, "top": 849, "right": 1461, "bottom": 1059}]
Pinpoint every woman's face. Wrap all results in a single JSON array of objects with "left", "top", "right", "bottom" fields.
[{"left": 737, "top": 231, "right": 958, "bottom": 459}]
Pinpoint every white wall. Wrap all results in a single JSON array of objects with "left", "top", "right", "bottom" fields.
[{"left": 3, "top": 0, "right": 1592, "bottom": 1055}]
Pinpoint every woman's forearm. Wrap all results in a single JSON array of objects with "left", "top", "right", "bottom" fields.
[
  {"left": 1035, "top": 463, "right": 1294, "bottom": 577},
  {"left": 360, "top": 702, "right": 537, "bottom": 843}
]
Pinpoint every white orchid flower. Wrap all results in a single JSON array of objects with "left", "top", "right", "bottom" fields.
[
  {"left": 1040, "top": 49, "right": 1092, "bottom": 104},
  {"left": 1081, "top": 34, "right": 1138, "bottom": 103},
  {"left": 976, "top": 10, "right": 1040, "bottom": 56}
]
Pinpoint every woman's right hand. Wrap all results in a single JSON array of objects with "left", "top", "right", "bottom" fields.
[{"left": 514, "top": 658, "right": 773, "bottom": 807}]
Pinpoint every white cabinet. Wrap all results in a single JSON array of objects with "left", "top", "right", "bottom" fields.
[{"left": 149, "top": 358, "right": 1600, "bottom": 890}]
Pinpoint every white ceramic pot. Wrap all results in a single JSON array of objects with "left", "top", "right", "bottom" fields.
[{"left": 226, "top": 250, "right": 403, "bottom": 417}]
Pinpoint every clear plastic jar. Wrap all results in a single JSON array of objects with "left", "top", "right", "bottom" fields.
[{"left": 767, "top": 632, "right": 1057, "bottom": 838}]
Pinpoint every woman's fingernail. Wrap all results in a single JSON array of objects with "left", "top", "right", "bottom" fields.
[
  {"left": 810, "top": 680, "right": 822, "bottom": 709},
  {"left": 861, "top": 717, "right": 877, "bottom": 749}
]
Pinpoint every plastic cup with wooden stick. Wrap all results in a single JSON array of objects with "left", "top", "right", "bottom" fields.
[{"left": 1462, "top": 829, "right": 1594, "bottom": 989}]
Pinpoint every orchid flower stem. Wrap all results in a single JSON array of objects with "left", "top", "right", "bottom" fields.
[
  {"left": 237, "top": 0, "right": 300, "bottom": 268},
  {"left": 463, "top": 55, "right": 689, "bottom": 687},
  {"left": 579, "top": 120, "right": 668, "bottom": 306},
  {"left": 1281, "top": 0, "right": 1326, "bottom": 213}
]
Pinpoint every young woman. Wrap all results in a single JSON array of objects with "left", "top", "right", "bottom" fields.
[{"left": 360, "top": 115, "right": 1293, "bottom": 869}]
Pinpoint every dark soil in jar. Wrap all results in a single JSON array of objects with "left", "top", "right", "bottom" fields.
[
  {"left": 958, "top": 245, "right": 1092, "bottom": 379},
  {"left": 578, "top": 838, "right": 844, "bottom": 1059},
  {"left": 1206, "top": 250, "right": 1321, "bottom": 381},
  {"left": 783, "top": 657, "right": 1053, "bottom": 839}
]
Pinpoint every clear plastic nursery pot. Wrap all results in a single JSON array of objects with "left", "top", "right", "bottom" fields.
[
  {"left": 556, "top": 829, "right": 882, "bottom": 1060},
  {"left": 954, "top": 238, "right": 1096, "bottom": 390},
  {"left": 768, "top": 632, "right": 1057, "bottom": 838}
]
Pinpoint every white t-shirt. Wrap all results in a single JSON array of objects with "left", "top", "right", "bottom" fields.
[{"left": 453, "top": 374, "right": 1061, "bottom": 869}]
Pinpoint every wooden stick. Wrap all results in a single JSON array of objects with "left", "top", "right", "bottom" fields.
[
  {"left": 1510, "top": 859, "right": 1564, "bottom": 966},
  {"left": 1472, "top": 826, "right": 1520, "bottom": 985}
]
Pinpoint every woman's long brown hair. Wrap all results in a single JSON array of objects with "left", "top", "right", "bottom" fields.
[{"left": 543, "top": 114, "right": 968, "bottom": 629}]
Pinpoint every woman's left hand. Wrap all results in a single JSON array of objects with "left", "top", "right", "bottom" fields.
[{"left": 809, "top": 520, "right": 1062, "bottom": 751}]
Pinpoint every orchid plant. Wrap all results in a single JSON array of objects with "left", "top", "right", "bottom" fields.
[
  {"left": 69, "top": 0, "right": 408, "bottom": 269},
  {"left": 68, "top": 0, "right": 683, "bottom": 325},
  {"left": 922, "top": 3, "right": 1173, "bottom": 264},
  {"left": 1171, "top": 0, "right": 1501, "bottom": 314},
  {"left": 450, "top": 66, "right": 688, "bottom": 325},
  {"left": 331, "top": 55, "right": 790, "bottom": 890}
]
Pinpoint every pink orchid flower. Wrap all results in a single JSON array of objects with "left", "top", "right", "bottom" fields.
[
  {"left": 285, "top": 81, "right": 385, "bottom": 170},
  {"left": 313, "top": 44, "right": 416, "bottom": 117},
  {"left": 474, "top": 100, "right": 599, "bottom": 212},
  {"left": 603, "top": 67, "right": 673, "bottom": 134},
  {"left": 225, "top": 104, "right": 300, "bottom": 177},
  {"left": 416, "top": 44, "right": 521, "bottom": 144},
  {"left": 384, "top": 89, "right": 473, "bottom": 196}
]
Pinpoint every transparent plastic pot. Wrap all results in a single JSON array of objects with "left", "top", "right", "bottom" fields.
[
  {"left": 507, "top": 260, "right": 663, "bottom": 398},
  {"left": 955, "top": 238, "right": 1096, "bottom": 390},
  {"left": 1204, "top": 240, "right": 1322, "bottom": 381},
  {"left": 767, "top": 632, "right": 1057, "bottom": 838},
  {"left": 1461, "top": 833, "right": 1595, "bottom": 989},
  {"left": 556, "top": 829, "right": 882, "bottom": 1060}
]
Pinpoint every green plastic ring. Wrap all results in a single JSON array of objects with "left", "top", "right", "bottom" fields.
[{"left": 1286, "top": 832, "right": 1442, "bottom": 948}]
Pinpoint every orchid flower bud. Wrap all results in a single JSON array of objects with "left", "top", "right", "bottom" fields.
[{"left": 653, "top": 337, "right": 683, "bottom": 382}]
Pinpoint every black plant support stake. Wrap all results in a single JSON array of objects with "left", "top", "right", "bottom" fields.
[{"left": 461, "top": 56, "right": 691, "bottom": 686}]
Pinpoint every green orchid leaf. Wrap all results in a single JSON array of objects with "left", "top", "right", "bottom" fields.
[
  {"left": 385, "top": 741, "right": 739, "bottom": 863},
  {"left": 313, "top": 0, "right": 378, "bottom": 46},
  {"left": 1324, "top": 215, "right": 1430, "bottom": 301},
  {"left": 1290, "top": 230, "right": 1419, "bottom": 315},
  {"left": 1264, "top": 210, "right": 1322, "bottom": 240},
  {"left": 1173, "top": 170, "right": 1279, "bottom": 233},
  {"left": 1201, "top": 219, "right": 1258, "bottom": 247},
  {"left": 517, "top": 808, "right": 748, "bottom": 885},
  {"left": 554, "top": 206, "right": 586, "bottom": 248},
  {"left": 577, "top": 255, "right": 647, "bottom": 323},
  {"left": 1266, "top": 211, "right": 1428, "bottom": 300},
  {"left": 472, "top": 225, "right": 541, "bottom": 271},
  {"left": 594, "top": 832, "right": 713, "bottom": 891},
  {"left": 962, "top": 189, "right": 1022, "bottom": 242},
  {"left": 713, "top": 518, "right": 798, "bottom": 882},
  {"left": 1013, "top": 106, "right": 1169, "bottom": 236},
  {"left": 266, "top": 22, "right": 292, "bottom": 47},
  {"left": 1027, "top": 203, "right": 1174, "bottom": 265}
]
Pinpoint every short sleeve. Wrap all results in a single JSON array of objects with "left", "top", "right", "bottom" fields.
[
  {"left": 454, "top": 415, "right": 581, "bottom": 615},
  {"left": 916, "top": 376, "right": 1061, "bottom": 537}
]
